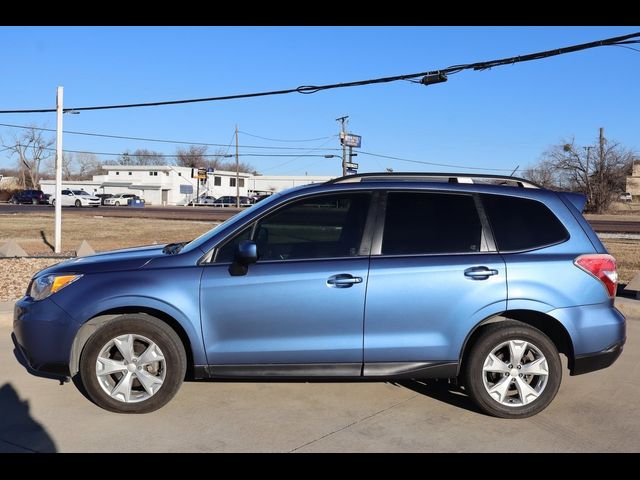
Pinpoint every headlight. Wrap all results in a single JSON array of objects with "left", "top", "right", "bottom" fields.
[{"left": 29, "top": 274, "right": 83, "bottom": 301}]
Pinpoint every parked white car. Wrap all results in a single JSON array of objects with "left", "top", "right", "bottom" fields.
[
  {"left": 619, "top": 192, "right": 633, "bottom": 203},
  {"left": 50, "top": 189, "right": 101, "bottom": 207},
  {"left": 187, "top": 195, "right": 216, "bottom": 206},
  {"left": 103, "top": 193, "right": 140, "bottom": 206}
]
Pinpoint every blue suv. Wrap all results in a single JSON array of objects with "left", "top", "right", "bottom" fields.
[{"left": 12, "top": 173, "right": 625, "bottom": 418}]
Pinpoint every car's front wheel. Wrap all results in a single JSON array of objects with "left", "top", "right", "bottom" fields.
[
  {"left": 77, "top": 314, "right": 187, "bottom": 413},
  {"left": 463, "top": 321, "right": 561, "bottom": 419},
  {"left": 75, "top": 199, "right": 82, "bottom": 207},
  {"left": 115, "top": 201, "right": 120, "bottom": 206}
]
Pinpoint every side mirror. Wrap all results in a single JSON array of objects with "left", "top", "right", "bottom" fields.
[{"left": 229, "top": 240, "right": 257, "bottom": 276}]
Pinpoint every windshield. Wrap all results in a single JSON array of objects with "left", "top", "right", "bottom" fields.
[
  {"left": 181, "top": 192, "right": 284, "bottom": 254},
  {"left": 73, "top": 190, "right": 89, "bottom": 195}
]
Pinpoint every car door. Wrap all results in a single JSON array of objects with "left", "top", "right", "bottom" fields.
[
  {"left": 200, "top": 191, "right": 374, "bottom": 374},
  {"left": 363, "top": 190, "right": 507, "bottom": 371},
  {"left": 60, "top": 190, "right": 73, "bottom": 206}
]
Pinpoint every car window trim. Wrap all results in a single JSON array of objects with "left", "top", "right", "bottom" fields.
[
  {"left": 201, "top": 190, "right": 376, "bottom": 265},
  {"left": 370, "top": 189, "right": 497, "bottom": 257}
]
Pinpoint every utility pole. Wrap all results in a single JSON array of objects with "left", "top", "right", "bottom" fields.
[
  {"left": 235, "top": 124, "right": 240, "bottom": 208},
  {"left": 336, "top": 115, "right": 348, "bottom": 176},
  {"left": 599, "top": 127, "right": 605, "bottom": 165},
  {"left": 54, "top": 87, "right": 63, "bottom": 254}
]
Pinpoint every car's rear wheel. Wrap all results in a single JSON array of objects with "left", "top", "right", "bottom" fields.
[
  {"left": 78, "top": 314, "right": 186, "bottom": 413},
  {"left": 463, "top": 321, "right": 561, "bottom": 419},
  {"left": 51, "top": 199, "right": 56, "bottom": 206}
]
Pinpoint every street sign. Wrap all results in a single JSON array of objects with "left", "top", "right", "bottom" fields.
[
  {"left": 191, "top": 168, "right": 207, "bottom": 179},
  {"left": 180, "top": 184, "right": 193, "bottom": 194},
  {"left": 346, "top": 168, "right": 358, "bottom": 175},
  {"left": 341, "top": 133, "right": 362, "bottom": 148},
  {"left": 345, "top": 162, "right": 359, "bottom": 169}
]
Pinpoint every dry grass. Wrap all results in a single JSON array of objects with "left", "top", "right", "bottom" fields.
[
  {"left": 0, "top": 213, "right": 214, "bottom": 254},
  {"left": 602, "top": 238, "right": 640, "bottom": 285},
  {"left": 0, "top": 214, "right": 217, "bottom": 301}
]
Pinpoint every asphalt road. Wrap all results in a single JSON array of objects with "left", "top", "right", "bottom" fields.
[
  {"left": 1, "top": 203, "right": 639, "bottom": 233},
  {"left": 1, "top": 305, "right": 638, "bottom": 452}
]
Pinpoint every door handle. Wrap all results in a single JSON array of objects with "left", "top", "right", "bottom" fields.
[
  {"left": 464, "top": 266, "right": 499, "bottom": 280},
  {"left": 327, "top": 274, "right": 363, "bottom": 288}
]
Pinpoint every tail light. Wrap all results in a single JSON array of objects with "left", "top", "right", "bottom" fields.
[{"left": 574, "top": 254, "right": 618, "bottom": 297}]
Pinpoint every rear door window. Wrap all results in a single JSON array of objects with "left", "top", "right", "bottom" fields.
[
  {"left": 481, "top": 194, "right": 569, "bottom": 252},
  {"left": 381, "top": 192, "right": 484, "bottom": 255}
]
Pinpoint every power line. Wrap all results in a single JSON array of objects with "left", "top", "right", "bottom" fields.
[
  {"left": 260, "top": 137, "right": 338, "bottom": 172},
  {"left": 0, "top": 32, "right": 637, "bottom": 114},
  {"left": 0, "top": 142, "right": 337, "bottom": 159},
  {"left": 239, "top": 131, "right": 337, "bottom": 142},
  {"left": 357, "top": 151, "right": 513, "bottom": 172},
  {"left": 0, "top": 122, "right": 340, "bottom": 151},
  {"left": 1, "top": 140, "right": 525, "bottom": 173}
]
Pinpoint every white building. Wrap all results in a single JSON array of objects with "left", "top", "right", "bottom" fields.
[
  {"left": 40, "top": 166, "right": 333, "bottom": 205},
  {"left": 42, "top": 166, "right": 251, "bottom": 206},
  {"left": 247, "top": 175, "right": 334, "bottom": 195}
]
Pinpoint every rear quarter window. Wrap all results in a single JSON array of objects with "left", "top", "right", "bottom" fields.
[{"left": 481, "top": 194, "right": 569, "bottom": 252}]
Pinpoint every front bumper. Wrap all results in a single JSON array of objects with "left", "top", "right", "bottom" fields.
[
  {"left": 572, "top": 339, "right": 625, "bottom": 376},
  {"left": 12, "top": 296, "right": 78, "bottom": 377}
]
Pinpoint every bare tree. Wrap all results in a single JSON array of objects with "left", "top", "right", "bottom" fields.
[
  {"left": 523, "top": 131, "right": 635, "bottom": 213},
  {"left": 176, "top": 145, "right": 209, "bottom": 168},
  {"left": 76, "top": 153, "right": 103, "bottom": 179},
  {"left": 131, "top": 149, "right": 167, "bottom": 166},
  {"left": 3, "top": 127, "right": 54, "bottom": 188},
  {"left": 216, "top": 160, "right": 254, "bottom": 173},
  {"left": 174, "top": 145, "right": 254, "bottom": 173},
  {"left": 45, "top": 152, "right": 73, "bottom": 180},
  {"left": 115, "top": 149, "right": 167, "bottom": 166}
]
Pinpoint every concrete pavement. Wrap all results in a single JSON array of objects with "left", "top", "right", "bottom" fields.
[{"left": 1, "top": 301, "right": 638, "bottom": 452}]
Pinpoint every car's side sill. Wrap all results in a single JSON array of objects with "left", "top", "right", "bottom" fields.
[
  {"left": 196, "top": 361, "right": 458, "bottom": 380},
  {"left": 206, "top": 363, "right": 362, "bottom": 378},
  {"left": 363, "top": 361, "right": 458, "bottom": 379}
]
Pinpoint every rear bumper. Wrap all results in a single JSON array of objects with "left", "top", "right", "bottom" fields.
[{"left": 572, "top": 339, "right": 625, "bottom": 376}]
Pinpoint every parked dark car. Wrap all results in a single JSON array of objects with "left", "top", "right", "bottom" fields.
[
  {"left": 95, "top": 194, "right": 114, "bottom": 206},
  {"left": 10, "top": 189, "right": 46, "bottom": 205},
  {"left": 213, "top": 196, "right": 253, "bottom": 207}
]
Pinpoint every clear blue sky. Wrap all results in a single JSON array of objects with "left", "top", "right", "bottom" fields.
[{"left": 1, "top": 26, "right": 638, "bottom": 176}]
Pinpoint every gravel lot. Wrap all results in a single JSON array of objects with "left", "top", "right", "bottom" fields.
[{"left": 0, "top": 258, "right": 62, "bottom": 301}]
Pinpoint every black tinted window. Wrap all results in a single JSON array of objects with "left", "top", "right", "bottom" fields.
[
  {"left": 482, "top": 194, "right": 569, "bottom": 251},
  {"left": 382, "top": 192, "right": 483, "bottom": 255},
  {"left": 254, "top": 193, "right": 371, "bottom": 261}
]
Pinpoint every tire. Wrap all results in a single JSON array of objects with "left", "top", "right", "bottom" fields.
[
  {"left": 32, "top": 198, "right": 38, "bottom": 205},
  {"left": 462, "top": 321, "right": 561, "bottom": 419},
  {"left": 115, "top": 201, "right": 120, "bottom": 206},
  {"left": 51, "top": 199, "right": 56, "bottom": 206},
  {"left": 75, "top": 199, "right": 82, "bottom": 207},
  {"left": 77, "top": 314, "right": 187, "bottom": 414}
]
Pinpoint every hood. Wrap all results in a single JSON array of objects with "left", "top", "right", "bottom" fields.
[{"left": 37, "top": 244, "right": 167, "bottom": 276}]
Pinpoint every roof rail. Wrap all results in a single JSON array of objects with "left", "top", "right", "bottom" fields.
[{"left": 326, "top": 172, "right": 542, "bottom": 189}]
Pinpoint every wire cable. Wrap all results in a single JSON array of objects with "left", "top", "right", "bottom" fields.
[
  {"left": 0, "top": 32, "right": 637, "bottom": 114},
  {"left": 238, "top": 131, "right": 337, "bottom": 142},
  {"left": 0, "top": 122, "right": 340, "bottom": 151},
  {"left": 357, "top": 151, "right": 514, "bottom": 172}
]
